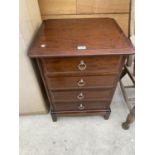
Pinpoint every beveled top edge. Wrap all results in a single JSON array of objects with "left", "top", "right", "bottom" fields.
[{"left": 28, "top": 18, "right": 134, "bottom": 57}]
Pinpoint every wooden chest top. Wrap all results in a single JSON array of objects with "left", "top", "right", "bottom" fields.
[{"left": 28, "top": 18, "right": 134, "bottom": 57}]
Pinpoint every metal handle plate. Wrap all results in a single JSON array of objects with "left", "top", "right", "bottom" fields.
[
  {"left": 77, "top": 92, "right": 84, "bottom": 100},
  {"left": 78, "top": 60, "right": 87, "bottom": 71},
  {"left": 77, "top": 79, "right": 86, "bottom": 87},
  {"left": 78, "top": 103, "right": 85, "bottom": 110}
]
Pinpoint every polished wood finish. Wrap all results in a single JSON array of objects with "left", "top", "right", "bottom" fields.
[
  {"left": 42, "top": 56, "right": 121, "bottom": 74},
  {"left": 54, "top": 108, "right": 111, "bottom": 116},
  {"left": 52, "top": 89, "right": 111, "bottom": 102},
  {"left": 28, "top": 18, "right": 134, "bottom": 121},
  {"left": 29, "top": 19, "right": 133, "bottom": 57},
  {"left": 54, "top": 101, "right": 109, "bottom": 111},
  {"left": 47, "top": 75, "right": 116, "bottom": 90},
  {"left": 41, "top": 14, "right": 129, "bottom": 36}
]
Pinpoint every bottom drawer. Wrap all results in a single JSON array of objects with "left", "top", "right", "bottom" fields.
[{"left": 54, "top": 101, "right": 109, "bottom": 111}]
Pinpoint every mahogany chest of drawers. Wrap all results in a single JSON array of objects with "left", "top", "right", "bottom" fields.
[{"left": 28, "top": 18, "right": 134, "bottom": 121}]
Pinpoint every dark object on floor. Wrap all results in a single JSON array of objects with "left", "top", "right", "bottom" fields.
[
  {"left": 120, "top": 60, "right": 135, "bottom": 130},
  {"left": 122, "top": 106, "right": 135, "bottom": 130}
]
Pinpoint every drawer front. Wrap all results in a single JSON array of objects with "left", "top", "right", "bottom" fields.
[
  {"left": 52, "top": 89, "right": 111, "bottom": 102},
  {"left": 42, "top": 56, "right": 121, "bottom": 74},
  {"left": 47, "top": 75, "right": 116, "bottom": 90},
  {"left": 54, "top": 101, "right": 109, "bottom": 111}
]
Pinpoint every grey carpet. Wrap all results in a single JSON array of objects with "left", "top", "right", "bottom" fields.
[{"left": 19, "top": 84, "right": 135, "bottom": 155}]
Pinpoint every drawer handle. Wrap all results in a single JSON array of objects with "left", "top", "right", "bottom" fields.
[
  {"left": 78, "top": 103, "right": 85, "bottom": 110},
  {"left": 77, "top": 92, "right": 84, "bottom": 100},
  {"left": 78, "top": 60, "right": 87, "bottom": 71},
  {"left": 77, "top": 79, "right": 86, "bottom": 87}
]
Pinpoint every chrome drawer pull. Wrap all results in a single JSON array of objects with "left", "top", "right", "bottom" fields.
[
  {"left": 78, "top": 103, "right": 85, "bottom": 110},
  {"left": 77, "top": 92, "right": 84, "bottom": 100},
  {"left": 77, "top": 79, "right": 86, "bottom": 87},
  {"left": 78, "top": 60, "right": 87, "bottom": 71}
]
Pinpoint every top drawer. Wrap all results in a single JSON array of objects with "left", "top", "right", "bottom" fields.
[{"left": 41, "top": 56, "right": 121, "bottom": 75}]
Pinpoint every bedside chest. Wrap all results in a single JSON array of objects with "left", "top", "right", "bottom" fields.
[{"left": 28, "top": 18, "right": 134, "bottom": 122}]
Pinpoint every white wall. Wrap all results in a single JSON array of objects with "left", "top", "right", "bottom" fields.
[{"left": 19, "top": 0, "right": 47, "bottom": 114}]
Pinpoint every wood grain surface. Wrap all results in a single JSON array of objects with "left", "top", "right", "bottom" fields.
[
  {"left": 42, "top": 56, "right": 121, "bottom": 74},
  {"left": 28, "top": 18, "right": 134, "bottom": 57},
  {"left": 77, "top": 0, "right": 130, "bottom": 14},
  {"left": 38, "top": 0, "right": 76, "bottom": 15},
  {"left": 47, "top": 75, "right": 116, "bottom": 90}
]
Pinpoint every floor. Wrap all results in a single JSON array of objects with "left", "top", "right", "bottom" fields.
[{"left": 19, "top": 83, "right": 135, "bottom": 155}]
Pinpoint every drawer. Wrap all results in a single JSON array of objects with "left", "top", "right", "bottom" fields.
[
  {"left": 54, "top": 101, "right": 109, "bottom": 111},
  {"left": 47, "top": 75, "right": 116, "bottom": 90},
  {"left": 52, "top": 89, "right": 111, "bottom": 102},
  {"left": 42, "top": 56, "right": 121, "bottom": 74}
]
